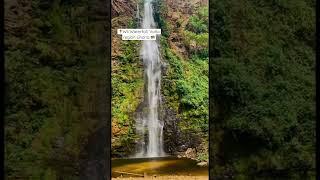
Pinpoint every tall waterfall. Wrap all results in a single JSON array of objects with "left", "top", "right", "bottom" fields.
[{"left": 135, "top": 0, "right": 164, "bottom": 158}]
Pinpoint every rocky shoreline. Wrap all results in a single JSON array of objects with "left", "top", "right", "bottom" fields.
[{"left": 177, "top": 148, "right": 208, "bottom": 167}]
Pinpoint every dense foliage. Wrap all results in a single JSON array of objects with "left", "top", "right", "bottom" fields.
[
  {"left": 5, "top": 0, "right": 109, "bottom": 179},
  {"left": 210, "top": 0, "right": 315, "bottom": 178},
  {"left": 111, "top": 17, "right": 144, "bottom": 156},
  {"left": 155, "top": 0, "right": 209, "bottom": 161}
]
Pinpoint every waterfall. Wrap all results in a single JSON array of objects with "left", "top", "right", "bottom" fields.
[
  {"left": 136, "top": 3, "right": 140, "bottom": 25},
  {"left": 135, "top": 0, "right": 164, "bottom": 158}
]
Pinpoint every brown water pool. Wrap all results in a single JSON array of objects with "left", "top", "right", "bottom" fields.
[{"left": 112, "top": 157, "right": 208, "bottom": 178}]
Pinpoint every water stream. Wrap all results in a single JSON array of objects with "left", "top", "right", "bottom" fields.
[{"left": 135, "top": 0, "right": 164, "bottom": 158}]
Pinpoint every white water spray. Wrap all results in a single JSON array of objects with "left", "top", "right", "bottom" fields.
[{"left": 135, "top": 0, "right": 164, "bottom": 158}]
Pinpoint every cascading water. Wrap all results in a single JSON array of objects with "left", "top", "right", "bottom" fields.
[{"left": 135, "top": 0, "right": 164, "bottom": 158}]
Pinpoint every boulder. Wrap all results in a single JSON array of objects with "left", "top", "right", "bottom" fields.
[
  {"left": 197, "top": 161, "right": 208, "bottom": 167},
  {"left": 185, "top": 148, "right": 196, "bottom": 159}
]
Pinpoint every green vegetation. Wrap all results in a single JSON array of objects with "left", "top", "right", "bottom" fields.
[
  {"left": 210, "top": 0, "right": 315, "bottom": 178},
  {"left": 5, "top": 0, "right": 108, "bottom": 179},
  {"left": 112, "top": 40, "right": 143, "bottom": 126},
  {"left": 187, "top": 6, "right": 208, "bottom": 34},
  {"left": 156, "top": 1, "right": 209, "bottom": 162},
  {"left": 111, "top": 22, "right": 144, "bottom": 156},
  {"left": 162, "top": 48, "right": 208, "bottom": 133}
]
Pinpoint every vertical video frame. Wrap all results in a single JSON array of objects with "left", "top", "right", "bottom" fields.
[{"left": 112, "top": 0, "right": 209, "bottom": 179}]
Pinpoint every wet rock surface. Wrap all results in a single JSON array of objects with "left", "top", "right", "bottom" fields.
[
  {"left": 197, "top": 162, "right": 208, "bottom": 167},
  {"left": 161, "top": 99, "right": 202, "bottom": 155}
]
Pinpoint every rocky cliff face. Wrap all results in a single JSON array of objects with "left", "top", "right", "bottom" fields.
[
  {"left": 112, "top": 0, "right": 136, "bottom": 17},
  {"left": 111, "top": 0, "right": 142, "bottom": 158},
  {"left": 159, "top": 0, "right": 209, "bottom": 162},
  {"left": 111, "top": 0, "right": 137, "bottom": 64},
  {"left": 165, "top": 0, "right": 208, "bottom": 59}
]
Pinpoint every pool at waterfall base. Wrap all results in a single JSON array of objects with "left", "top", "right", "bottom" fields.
[{"left": 112, "top": 156, "right": 208, "bottom": 178}]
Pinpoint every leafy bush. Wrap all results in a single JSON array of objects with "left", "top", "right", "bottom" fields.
[{"left": 186, "top": 7, "right": 208, "bottom": 34}]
